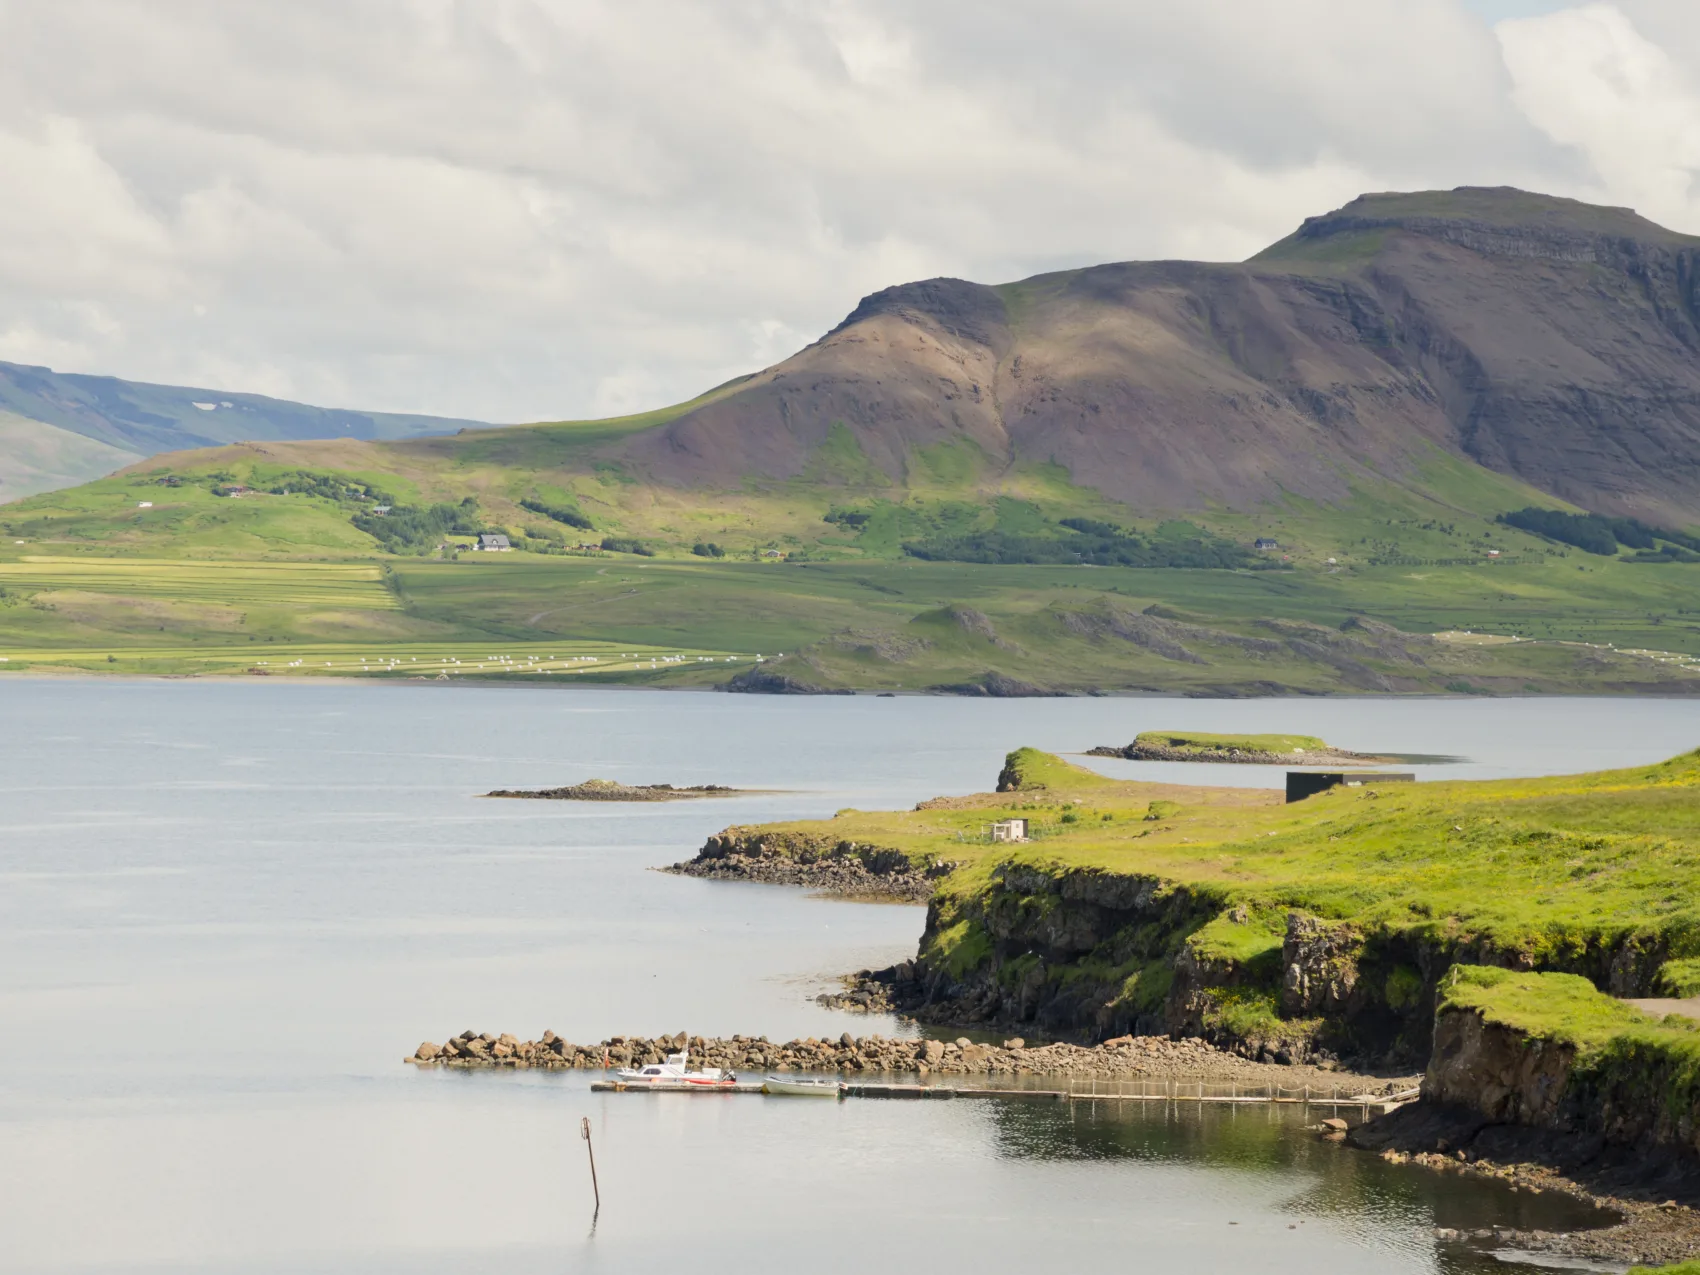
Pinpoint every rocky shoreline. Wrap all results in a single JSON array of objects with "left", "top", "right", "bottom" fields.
[
  {"left": 405, "top": 1028, "right": 1415, "bottom": 1088},
  {"left": 664, "top": 827, "right": 950, "bottom": 902},
  {"left": 487, "top": 779, "right": 739, "bottom": 801},
  {"left": 1353, "top": 1103, "right": 1700, "bottom": 1267}
]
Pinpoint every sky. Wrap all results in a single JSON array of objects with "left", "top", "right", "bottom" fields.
[{"left": 1, "top": 0, "right": 1698, "bottom": 423}]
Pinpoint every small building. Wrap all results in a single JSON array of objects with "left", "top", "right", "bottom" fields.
[
  {"left": 477, "top": 534, "right": 512, "bottom": 552},
  {"left": 1254, "top": 537, "right": 1279, "bottom": 551},
  {"left": 990, "top": 818, "right": 1028, "bottom": 843},
  {"left": 1286, "top": 771, "right": 1415, "bottom": 803}
]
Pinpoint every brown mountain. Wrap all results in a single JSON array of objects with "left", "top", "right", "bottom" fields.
[{"left": 616, "top": 187, "right": 1700, "bottom": 525}]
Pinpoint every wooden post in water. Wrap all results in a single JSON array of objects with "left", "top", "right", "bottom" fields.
[{"left": 580, "top": 1117, "right": 600, "bottom": 1218}]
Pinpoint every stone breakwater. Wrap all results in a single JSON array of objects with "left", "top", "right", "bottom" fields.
[
  {"left": 665, "top": 827, "right": 952, "bottom": 902},
  {"left": 406, "top": 1029, "right": 1415, "bottom": 1088}
]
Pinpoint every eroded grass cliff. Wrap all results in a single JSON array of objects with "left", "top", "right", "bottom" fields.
[{"left": 691, "top": 746, "right": 1700, "bottom": 1067}]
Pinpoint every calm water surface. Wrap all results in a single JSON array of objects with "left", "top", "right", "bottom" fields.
[{"left": 2, "top": 681, "right": 1691, "bottom": 1273}]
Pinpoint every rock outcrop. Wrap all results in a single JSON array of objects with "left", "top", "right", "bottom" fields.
[
  {"left": 1345, "top": 965, "right": 1700, "bottom": 1231},
  {"left": 719, "top": 663, "right": 853, "bottom": 695},
  {"left": 667, "top": 828, "right": 952, "bottom": 902}
]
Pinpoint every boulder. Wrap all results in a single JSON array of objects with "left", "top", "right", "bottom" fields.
[{"left": 415, "top": 1041, "right": 441, "bottom": 1061}]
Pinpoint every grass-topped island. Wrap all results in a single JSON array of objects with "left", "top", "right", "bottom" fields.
[{"left": 1085, "top": 729, "right": 1398, "bottom": 765}]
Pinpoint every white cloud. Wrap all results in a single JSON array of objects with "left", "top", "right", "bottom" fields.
[
  {"left": 0, "top": 1, "right": 1686, "bottom": 423},
  {"left": 1499, "top": 4, "right": 1700, "bottom": 227}
]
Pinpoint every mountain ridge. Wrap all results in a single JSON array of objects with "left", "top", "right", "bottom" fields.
[
  {"left": 594, "top": 186, "right": 1700, "bottom": 527},
  {"left": 0, "top": 359, "right": 495, "bottom": 501}
]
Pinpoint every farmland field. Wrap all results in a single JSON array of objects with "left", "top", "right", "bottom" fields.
[
  {"left": 0, "top": 557, "right": 401, "bottom": 608},
  {"left": 0, "top": 550, "right": 1695, "bottom": 692}
]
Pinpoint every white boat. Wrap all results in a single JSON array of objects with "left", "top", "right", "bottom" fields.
[
  {"left": 762, "top": 1076, "right": 842, "bottom": 1097},
  {"left": 616, "top": 1048, "right": 737, "bottom": 1087}
]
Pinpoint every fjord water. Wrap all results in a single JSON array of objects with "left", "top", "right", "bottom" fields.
[{"left": 2, "top": 682, "right": 1691, "bottom": 1274}]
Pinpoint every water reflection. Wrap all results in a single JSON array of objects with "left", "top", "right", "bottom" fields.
[{"left": 996, "top": 1098, "right": 1613, "bottom": 1245}]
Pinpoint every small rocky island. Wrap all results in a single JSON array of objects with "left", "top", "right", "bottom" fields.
[
  {"left": 486, "top": 778, "right": 741, "bottom": 802},
  {"left": 666, "top": 827, "right": 950, "bottom": 901},
  {"left": 1087, "top": 730, "right": 1396, "bottom": 766}
]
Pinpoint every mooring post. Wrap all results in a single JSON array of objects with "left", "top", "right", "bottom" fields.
[{"left": 580, "top": 1117, "right": 600, "bottom": 1218}]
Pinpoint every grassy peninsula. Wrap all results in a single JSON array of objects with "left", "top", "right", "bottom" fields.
[{"left": 692, "top": 747, "right": 1700, "bottom": 1063}]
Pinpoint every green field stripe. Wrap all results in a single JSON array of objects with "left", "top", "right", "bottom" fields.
[{"left": 0, "top": 557, "right": 400, "bottom": 610}]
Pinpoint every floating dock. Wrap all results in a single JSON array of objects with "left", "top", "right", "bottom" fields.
[
  {"left": 591, "top": 1080, "right": 767, "bottom": 1093},
  {"left": 590, "top": 1077, "right": 1418, "bottom": 1115}
]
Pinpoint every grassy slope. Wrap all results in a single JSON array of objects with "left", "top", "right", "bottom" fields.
[
  {"left": 710, "top": 747, "right": 1700, "bottom": 1047},
  {"left": 0, "top": 414, "right": 143, "bottom": 503},
  {"left": 1440, "top": 966, "right": 1700, "bottom": 1061},
  {"left": 1, "top": 389, "right": 1699, "bottom": 688},
  {"left": 742, "top": 746, "right": 1700, "bottom": 965}
]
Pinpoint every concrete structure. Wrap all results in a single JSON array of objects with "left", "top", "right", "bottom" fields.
[{"left": 990, "top": 818, "right": 1029, "bottom": 842}]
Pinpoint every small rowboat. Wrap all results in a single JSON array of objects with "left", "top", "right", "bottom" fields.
[{"left": 762, "top": 1076, "right": 842, "bottom": 1097}]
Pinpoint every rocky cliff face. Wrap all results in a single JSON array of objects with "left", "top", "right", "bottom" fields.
[
  {"left": 1425, "top": 1004, "right": 1578, "bottom": 1125},
  {"left": 614, "top": 187, "right": 1700, "bottom": 525},
  {"left": 1388, "top": 994, "right": 1700, "bottom": 1175},
  {"left": 874, "top": 856, "right": 1679, "bottom": 1066}
]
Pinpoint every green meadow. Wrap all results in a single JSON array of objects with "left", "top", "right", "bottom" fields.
[
  {"left": 0, "top": 549, "right": 1696, "bottom": 691},
  {"left": 741, "top": 746, "right": 1700, "bottom": 957},
  {"left": 0, "top": 417, "right": 1697, "bottom": 690}
]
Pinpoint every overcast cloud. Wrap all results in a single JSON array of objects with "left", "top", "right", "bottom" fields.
[{"left": 0, "top": 0, "right": 1694, "bottom": 422}]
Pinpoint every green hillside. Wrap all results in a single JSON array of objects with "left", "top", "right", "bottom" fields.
[
  {"left": 0, "top": 413, "right": 143, "bottom": 502},
  {"left": 1, "top": 408, "right": 1698, "bottom": 691}
]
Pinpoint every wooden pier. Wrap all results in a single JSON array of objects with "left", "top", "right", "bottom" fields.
[{"left": 591, "top": 1076, "right": 1419, "bottom": 1115}]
